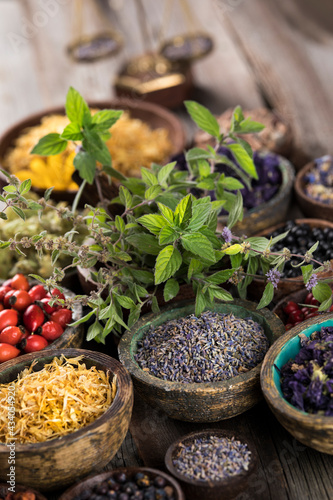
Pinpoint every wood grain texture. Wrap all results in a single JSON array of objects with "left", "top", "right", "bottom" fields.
[
  {"left": 0, "top": 349, "right": 134, "bottom": 491},
  {"left": 118, "top": 300, "right": 285, "bottom": 422},
  {"left": 261, "top": 313, "right": 333, "bottom": 455}
]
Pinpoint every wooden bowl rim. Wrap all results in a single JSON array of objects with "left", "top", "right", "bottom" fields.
[
  {"left": 295, "top": 158, "right": 333, "bottom": 210},
  {"left": 59, "top": 466, "right": 185, "bottom": 500},
  {"left": 0, "top": 348, "right": 133, "bottom": 452},
  {"left": 252, "top": 217, "right": 333, "bottom": 285},
  {"left": 261, "top": 313, "right": 333, "bottom": 424},
  {"left": 218, "top": 153, "right": 295, "bottom": 223},
  {"left": 118, "top": 299, "right": 285, "bottom": 393},
  {"left": 165, "top": 428, "right": 258, "bottom": 489}
]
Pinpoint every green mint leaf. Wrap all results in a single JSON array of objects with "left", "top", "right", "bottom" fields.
[
  {"left": 157, "top": 161, "right": 176, "bottom": 186},
  {"left": 188, "top": 258, "right": 203, "bottom": 279},
  {"left": 197, "top": 178, "right": 215, "bottom": 190},
  {"left": 12, "top": 206, "right": 25, "bottom": 220},
  {"left": 155, "top": 245, "right": 182, "bottom": 285},
  {"left": 230, "top": 105, "right": 244, "bottom": 131},
  {"left": 126, "top": 233, "right": 162, "bottom": 255},
  {"left": 181, "top": 233, "right": 215, "bottom": 261},
  {"left": 145, "top": 185, "right": 162, "bottom": 200},
  {"left": 27, "top": 201, "right": 42, "bottom": 210},
  {"left": 188, "top": 202, "right": 211, "bottom": 232},
  {"left": 185, "top": 147, "right": 213, "bottom": 162},
  {"left": 31, "top": 133, "right": 68, "bottom": 156},
  {"left": 157, "top": 202, "right": 174, "bottom": 224},
  {"left": 234, "top": 137, "right": 253, "bottom": 158},
  {"left": 235, "top": 117, "right": 265, "bottom": 134},
  {"left": 51, "top": 249, "right": 60, "bottom": 266},
  {"left": 87, "top": 320, "right": 103, "bottom": 341},
  {"left": 174, "top": 194, "right": 192, "bottom": 225},
  {"left": 151, "top": 296, "right": 160, "bottom": 314},
  {"left": 307, "top": 241, "right": 319, "bottom": 254},
  {"left": 227, "top": 143, "right": 258, "bottom": 180},
  {"left": 206, "top": 269, "right": 236, "bottom": 285},
  {"left": 257, "top": 282, "right": 274, "bottom": 309},
  {"left": 102, "top": 165, "right": 127, "bottom": 182},
  {"left": 70, "top": 309, "right": 97, "bottom": 327},
  {"left": 91, "top": 109, "right": 123, "bottom": 129},
  {"left": 223, "top": 244, "right": 242, "bottom": 256},
  {"left": 61, "top": 122, "right": 83, "bottom": 140},
  {"left": 115, "top": 295, "right": 136, "bottom": 309},
  {"left": 199, "top": 228, "right": 221, "bottom": 248},
  {"left": 18, "top": 179, "right": 31, "bottom": 195},
  {"left": 163, "top": 279, "right": 180, "bottom": 302},
  {"left": 119, "top": 186, "right": 133, "bottom": 210},
  {"left": 198, "top": 159, "right": 211, "bottom": 177},
  {"left": 141, "top": 168, "right": 158, "bottom": 187},
  {"left": 128, "top": 306, "right": 141, "bottom": 328},
  {"left": 115, "top": 215, "right": 125, "bottom": 233},
  {"left": 313, "top": 283, "right": 332, "bottom": 302},
  {"left": 185, "top": 101, "right": 220, "bottom": 139},
  {"left": 246, "top": 237, "right": 270, "bottom": 253},
  {"left": 270, "top": 230, "right": 289, "bottom": 247},
  {"left": 44, "top": 187, "right": 54, "bottom": 201},
  {"left": 221, "top": 177, "right": 244, "bottom": 190},
  {"left": 65, "top": 86, "right": 90, "bottom": 126},
  {"left": 138, "top": 214, "right": 166, "bottom": 235},
  {"left": 159, "top": 226, "right": 178, "bottom": 245},
  {"left": 208, "top": 286, "right": 233, "bottom": 302},
  {"left": 318, "top": 296, "right": 332, "bottom": 312},
  {"left": 227, "top": 190, "right": 243, "bottom": 229},
  {"left": 73, "top": 150, "right": 96, "bottom": 184},
  {"left": 301, "top": 264, "right": 314, "bottom": 284},
  {"left": 195, "top": 287, "right": 207, "bottom": 316},
  {"left": 130, "top": 270, "right": 154, "bottom": 285},
  {"left": 82, "top": 129, "right": 111, "bottom": 166}
]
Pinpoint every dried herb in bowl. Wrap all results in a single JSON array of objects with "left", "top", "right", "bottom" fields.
[{"left": 279, "top": 326, "right": 333, "bottom": 415}]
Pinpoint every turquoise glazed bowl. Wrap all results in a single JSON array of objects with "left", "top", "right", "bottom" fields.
[{"left": 261, "top": 314, "right": 333, "bottom": 454}]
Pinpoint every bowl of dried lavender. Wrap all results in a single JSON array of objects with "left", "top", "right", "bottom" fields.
[
  {"left": 118, "top": 299, "right": 285, "bottom": 422},
  {"left": 261, "top": 313, "right": 333, "bottom": 454},
  {"left": 165, "top": 429, "right": 258, "bottom": 500}
]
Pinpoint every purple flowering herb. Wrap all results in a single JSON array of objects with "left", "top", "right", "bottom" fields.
[
  {"left": 266, "top": 269, "right": 281, "bottom": 289},
  {"left": 306, "top": 273, "right": 318, "bottom": 291},
  {"left": 222, "top": 226, "right": 233, "bottom": 243},
  {"left": 280, "top": 326, "right": 333, "bottom": 416}
]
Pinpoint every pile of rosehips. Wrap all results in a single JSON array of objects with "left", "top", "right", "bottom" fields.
[
  {"left": 0, "top": 273, "right": 72, "bottom": 362},
  {"left": 283, "top": 292, "right": 333, "bottom": 330}
]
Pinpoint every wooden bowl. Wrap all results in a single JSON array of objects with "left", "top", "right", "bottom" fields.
[
  {"left": 0, "top": 348, "right": 133, "bottom": 490},
  {"left": 295, "top": 159, "right": 333, "bottom": 221},
  {"left": 0, "top": 483, "right": 47, "bottom": 500},
  {"left": 217, "top": 155, "right": 295, "bottom": 236},
  {"left": 165, "top": 429, "right": 258, "bottom": 500},
  {"left": 58, "top": 467, "right": 184, "bottom": 500},
  {"left": 118, "top": 299, "right": 285, "bottom": 422},
  {"left": 247, "top": 218, "right": 333, "bottom": 303},
  {"left": 261, "top": 314, "right": 333, "bottom": 454},
  {"left": 0, "top": 99, "right": 186, "bottom": 203},
  {"left": 0, "top": 281, "right": 84, "bottom": 352}
]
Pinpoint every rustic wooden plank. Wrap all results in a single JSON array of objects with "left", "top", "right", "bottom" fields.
[
  {"left": 218, "top": 0, "right": 333, "bottom": 167},
  {"left": 0, "top": 0, "right": 44, "bottom": 136}
]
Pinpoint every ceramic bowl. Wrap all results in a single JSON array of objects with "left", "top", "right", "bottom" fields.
[
  {"left": 165, "top": 429, "right": 258, "bottom": 500},
  {"left": 247, "top": 218, "right": 333, "bottom": 303},
  {"left": 118, "top": 299, "right": 285, "bottom": 422},
  {"left": 217, "top": 154, "right": 295, "bottom": 236},
  {"left": 0, "top": 99, "right": 186, "bottom": 204},
  {"left": 261, "top": 314, "right": 333, "bottom": 454},
  {"left": 58, "top": 467, "right": 184, "bottom": 500},
  {"left": 295, "top": 160, "right": 333, "bottom": 221},
  {"left": 0, "top": 348, "right": 133, "bottom": 490}
]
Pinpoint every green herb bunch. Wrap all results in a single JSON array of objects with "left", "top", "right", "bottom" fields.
[{"left": 0, "top": 88, "right": 331, "bottom": 342}]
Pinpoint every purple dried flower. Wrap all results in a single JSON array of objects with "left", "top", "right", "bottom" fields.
[
  {"left": 222, "top": 227, "right": 233, "bottom": 243},
  {"left": 306, "top": 273, "right": 318, "bottom": 291},
  {"left": 266, "top": 269, "right": 281, "bottom": 289}
]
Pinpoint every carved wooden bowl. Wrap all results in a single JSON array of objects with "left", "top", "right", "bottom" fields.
[
  {"left": 165, "top": 429, "right": 258, "bottom": 500},
  {"left": 118, "top": 299, "right": 285, "bottom": 422},
  {"left": 59, "top": 467, "right": 184, "bottom": 500},
  {"left": 0, "top": 348, "right": 133, "bottom": 491},
  {"left": 261, "top": 314, "right": 333, "bottom": 454}
]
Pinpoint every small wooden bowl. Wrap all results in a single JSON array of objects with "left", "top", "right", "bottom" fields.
[
  {"left": 165, "top": 429, "right": 258, "bottom": 500},
  {"left": 59, "top": 467, "right": 184, "bottom": 500},
  {"left": 0, "top": 99, "right": 186, "bottom": 203},
  {"left": 247, "top": 218, "right": 333, "bottom": 303},
  {"left": 0, "top": 281, "right": 84, "bottom": 352},
  {"left": 118, "top": 299, "right": 285, "bottom": 422},
  {"left": 0, "top": 483, "right": 47, "bottom": 500},
  {"left": 0, "top": 348, "right": 134, "bottom": 490},
  {"left": 217, "top": 155, "right": 295, "bottom": 236},
  {"left": 261, "top": 314, "right": 333, "bottom": 454},
  {"left": 295, "top": 159, "right": 333, "bottom": 221}
]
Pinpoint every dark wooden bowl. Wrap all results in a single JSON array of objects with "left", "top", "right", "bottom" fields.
[
  {"left": 0, "top": 348, "right": 133, "bottom": 490},
  {"left": 0, "top": 281, "right": 84, "bottom": 352},
  {"left": 58, "top": 467, "right": 184, "bottom": 500},
  {"left": 0, "top": 483, "right": 47, "bottom": 500},
  {"left": 118, "top": 299, "right": 285, "bottom": 422},
  {"left": 295, "top": 159, "right": 333, "bottom": 221},
  {"left": 165, "top": 429, "right": 258, "bottom": 500},
  {"left": 217, "top": 155, "right": 295, "bottom": 236},
  {"left": 261, "top": 313, "right": 333, "bottom": 454},
  {"left": 247, "top": 218, "right": 333, "bottom": 303},
  {"left": 0, "top": 99, "right": 186, "bottom": 204}
]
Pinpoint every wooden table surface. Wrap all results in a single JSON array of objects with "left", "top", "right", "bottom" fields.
[{"left": 1, "top": 1, "right": 333, "bottom": 499}]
